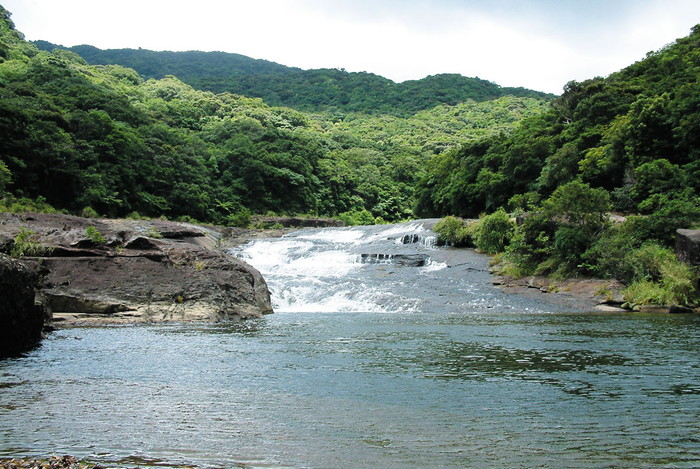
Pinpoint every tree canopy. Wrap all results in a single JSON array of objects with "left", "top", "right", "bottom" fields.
[
  {"left": 1, "top": 5, "right": 549, "bottom": 224},
  {"left": 34, "top": 41, "right": 554, "bottom": 116}
]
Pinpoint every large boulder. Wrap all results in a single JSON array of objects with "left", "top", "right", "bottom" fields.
[
  {"left": 0, "top": 253, "right": 43, "bottom": 356},
  {"left": 0, "top": 213, "right": 273, "bottom": 325},
  {"left": 676, "top": 229, "right": 700, "bottom": 266}
]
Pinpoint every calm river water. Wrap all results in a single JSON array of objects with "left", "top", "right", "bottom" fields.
[{"left": 1, "top": 222, "right": 699, "bottom": 468}]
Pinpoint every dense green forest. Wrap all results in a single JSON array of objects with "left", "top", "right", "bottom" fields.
[
  {"left": 34, "top": 41, "right": 554, "bottom": 116},
  {"left": 0, "top": 5, "right": 547, "bottom": 225},
  {"left": 416, "top": 24, "right": 699, "bottom": 227},
  {"left": 424, "top": 25, "right": 699, "bottom": 307}
]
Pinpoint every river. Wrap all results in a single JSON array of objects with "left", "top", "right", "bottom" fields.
[{"left": 1, "top": 221, "right": 699, "bottom": 468}]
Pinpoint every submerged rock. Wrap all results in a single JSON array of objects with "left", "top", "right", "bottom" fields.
[
  {"left": 0, "top": 213, "right": 273, "bottom": 325},
  {"left": 0, "top": 253, "right": 44, "bottom": 356},
  {"left": 359, "top": 253, "right": 431, "bottom": 267}
]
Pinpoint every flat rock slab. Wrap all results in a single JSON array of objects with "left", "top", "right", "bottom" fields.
[{"left": 0, "top": 213, "right": 273, "bottom": 325}]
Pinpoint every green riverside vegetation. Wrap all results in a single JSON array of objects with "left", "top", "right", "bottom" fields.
[{"left": 430, "top": 24, "right": 699, "bottom": 307}]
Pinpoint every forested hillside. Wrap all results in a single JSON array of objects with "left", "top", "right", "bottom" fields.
[
  {"left": 34, "top": 41, "right": 554, "bottom": 115},
  {"left": 421, "top": 25, "right": 699, "bottom": 306},
  {"left": 415, "top": 24, "right": 699, "bottom": 223},
  {"left": 0, "top": 5, "right": 547, "bottom": 225}
]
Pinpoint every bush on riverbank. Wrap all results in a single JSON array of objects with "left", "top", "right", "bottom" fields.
[
  {"left": 433, "top": 216, "right": 472, "bottom": 246},
  {"left": 434, "top": 180, "right": 700, "bottom": 308}
]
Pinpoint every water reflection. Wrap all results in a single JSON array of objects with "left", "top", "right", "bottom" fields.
[
  {"left": 156, "top": 320, "right": 268, "bottom": 337},
  {"left": 417, "top": 341, "right": 632, "bottom": 377},
  {"left": 1, "top": 312, "right": 699, "bottom": 468}
]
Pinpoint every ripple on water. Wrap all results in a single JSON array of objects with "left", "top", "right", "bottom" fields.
[{"left": 2, "top": 221, "right": 700, "bottom": 468}]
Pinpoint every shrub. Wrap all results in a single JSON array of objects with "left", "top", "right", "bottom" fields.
[
  {"left": 542, "top": 180, "right": 611, "bottom": 231},
  {"left": 631, "top": 159, "right": 688, "bottom": 206},
  {"left": 81, "top": 207, "right": 100, "bottom": 218},
  {"left": 337, "top": 209, "right": 375, "bottom": 226},
  {"left": 433, "top": 216, "right": 471, "bottom": 247},
  {"left": 0, "top": 161, "right": 11, "bottom": 193},
  {"left": 0, "top": 195, "right": 60, "bottom": 214},
  {"left": 630, "top": 193, "right": 700, "bottom": 245},
  {"left": 507, "top": 191, "right": 540, "bottom": 214},
  {"left": 620, "top": 243, "right": 698, "bottom": 306},
  {"left": 472, "top": 209, "right": 514, "bottom": 254},
  {"left": 145, "top": 227, "right": 163, "bottom": 238},
  {"left": 504, "top": 212, "right": 556, "bottom": 272},
  {"left": 581, "top": 222, "right": 641, "bottom": 281},
  {"left": 10, "top": 228, "right": 52, "bottom": 257},
  {"left": 85, "top": 225, "right": 106, "bottom": 244},
  {"left": 225, "top": 208, "right": 252, "bottom": 228},
  {"left": 126, "top": 211, "right": 148, "bottom": 220},
  {"left": 553, "top": 225, "right": 592, "bottom": 267}
]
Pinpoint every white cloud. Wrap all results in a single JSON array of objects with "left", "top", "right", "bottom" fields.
[{"left": 3, "top": 0, "right": 698, "bottom": 94}]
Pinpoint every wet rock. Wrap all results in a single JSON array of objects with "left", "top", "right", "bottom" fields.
[
  {"left": 400, "top": 234, "right": 421, "bottom": 244},
  {"left": 359, "top": 253, "right": 431, "bottom": 267},
  {"left": 0, "top": 455, "right": 103, "bottom": 469},
  {"left": 0, "top": 253, "right": 43, "bottom": 357},
  {"left": 392, "top": 254, "right": 431, "bottom": 267}
]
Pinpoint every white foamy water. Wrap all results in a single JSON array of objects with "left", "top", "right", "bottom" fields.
[
  {"left": 230, "top": 220, "right": 575, "bottom": 315},
  {"left": 230, "top": 222, "right": 442, "bottom": 313}
]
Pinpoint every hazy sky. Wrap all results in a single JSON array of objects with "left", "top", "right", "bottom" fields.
[{"left": 3, "top": 0, "right": 698, "bottom": 93}]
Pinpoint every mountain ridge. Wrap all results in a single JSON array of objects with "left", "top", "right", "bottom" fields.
[{"left": 33, "top": 40, "right": 555, "bottom": 115}]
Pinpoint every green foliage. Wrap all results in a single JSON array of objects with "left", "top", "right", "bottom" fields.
[
  {"left": 337, "top": 209, "right": 376, "bottom": 226},
  {"left": 621, "top": 243, "right": 698, "bottom": 306},
  {"left": 580, "top": 222, "right": 642, "bottom": 281},
  {"left": 145, "top": 227, "right": 163, "bottom": 238},
  {"left": 80, "top": 206, "right": 100, "bottom": 218},
  {"left": 0, "top": 160, "right": 10, "bottom": 193},
  {"left": 629, "top": 194, "right": 700, "bottom": 244},
  {"left": 416, "top": 25, "right": 699, "bottom": 220},
  {"left": 542, "top": 180, "right": 612, "bottom": 232},
  {"left": 471, "top": 209, "right": 514, "bottom": 254},
  {"left": 85, "top": 225, "right": 106, "bottom": 244},
  {"left": 503, "top": 213, "right": 556, "bottom": 275},
  {"left": 35, "top": 42, "right": 554, "bottom": 116},
  {"left": 631, "top": 159, "right": 688, "bottom": 206},
  {"left": 0, "top": 7, "right": 556, "bottom": 225},
  {"left": 507, "top": 192, "right": 541, "bottom": 214},
  {"left": 552, "top": 225, "right": 591, "bottom": 266},
  {"left": 433, "top": 216, "right": 472, "bottom": 247},
  {"left": 10, "top": 227, "right": 52, "bottom": 257},
  {"left": 225, "top": 208, "right": 252, "bottom": 228},
  {"left": 0, "top": 195, "right": 60, "bottom": 214}
]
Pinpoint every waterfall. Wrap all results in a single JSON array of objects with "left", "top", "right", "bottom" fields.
[
  {"left": 229, "top": 221, "right": 443, "bottom": 313},
  {"left": 229, "top": 220, "right": 576, "bottom": 315}
]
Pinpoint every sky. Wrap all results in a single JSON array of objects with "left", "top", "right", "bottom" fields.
[{"left": 2, "top": 0, "right": 699, "bottom": 94}]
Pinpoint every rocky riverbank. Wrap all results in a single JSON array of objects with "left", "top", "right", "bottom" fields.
[
  {"left": 0, "top": 455, "right": 193, "bottom": 469},
  {"left": 1, "top": 456, "right": 102, "bottom": 469},
  {"left": 492, "top": 272, "right": 629, "bottom": 312},
  {"left": 0, "top": 213, "right": 275, "bottom": 331},
  {"left": 0, "top": 253, "right": 45, "bottom": 356}
]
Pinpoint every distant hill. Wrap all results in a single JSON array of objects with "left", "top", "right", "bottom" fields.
[{"left": 34, "top": 41, "right": 555, "bottom": 115}]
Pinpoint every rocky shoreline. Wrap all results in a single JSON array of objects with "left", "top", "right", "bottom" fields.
[
  {"left": 492, "top": 273, "right": 629, "bottom": 313},
  {"left": 3, "top": 214, "right": 695, "bottom": 356},
  {"left": 1, "top": 456, "right": 104, "bottom": 469},
  {"left": 0, "top": 455, "right": 194, "bottom": 469},
  {"left": 0, "top": 213, "right": 287, "bottom": 355}
]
